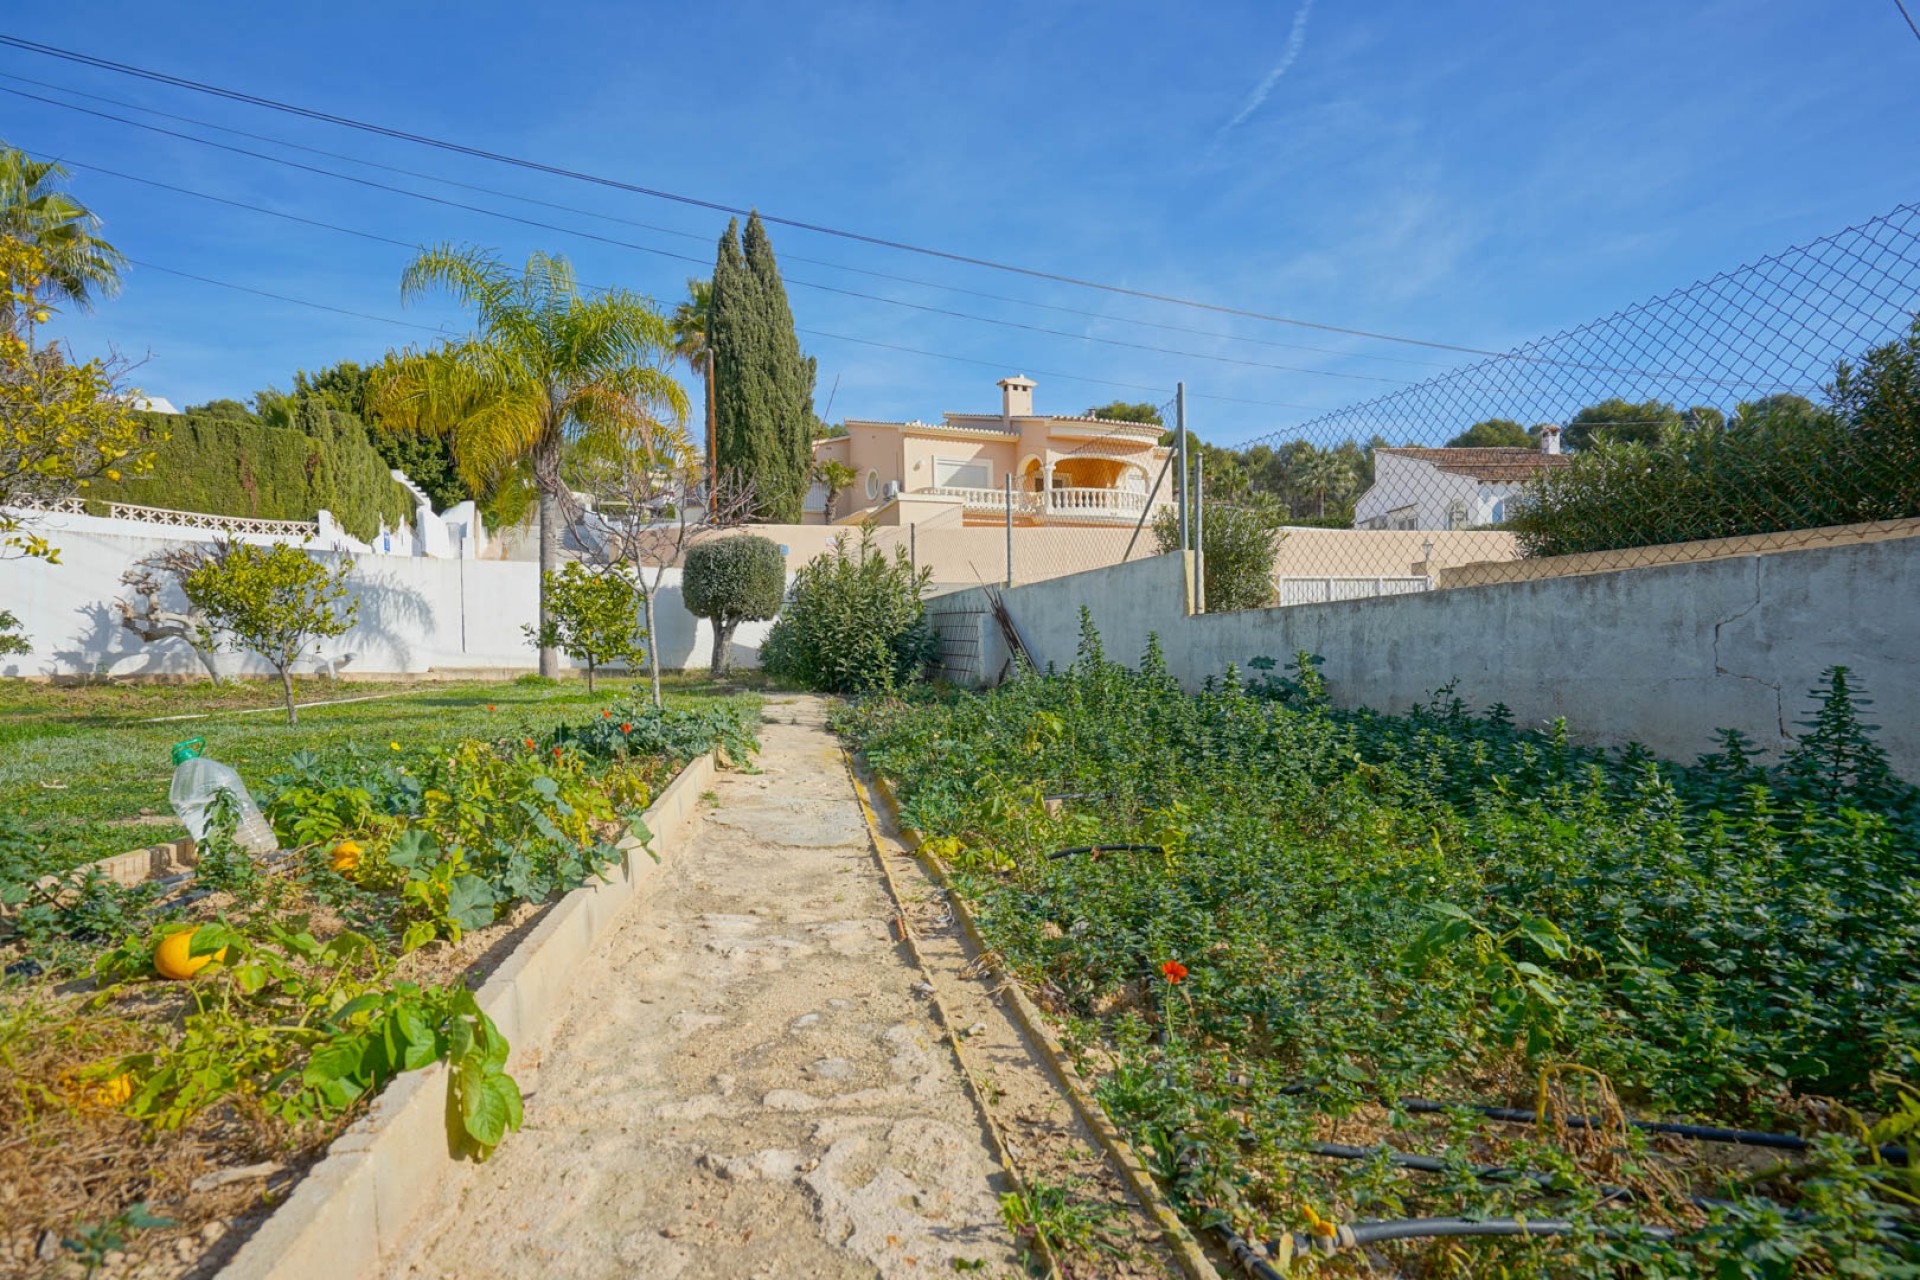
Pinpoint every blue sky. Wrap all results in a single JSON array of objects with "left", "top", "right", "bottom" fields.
[{"left": 7, "top": 1, "right": 1919, "bottom": 447}]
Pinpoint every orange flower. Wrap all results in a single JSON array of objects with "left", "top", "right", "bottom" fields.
[
  {"left": 487, "top": 703, "right": 496, "bottom": 711},
  {"left": 524, "top": 737, "right": 536, "bottom": 749},
  {"left": 552, "top": 747, "right": 563, "bottom": 758},
  {"left": 1160, "top": 960, "right": 1188, "bottom": 984},
  {"left": 621, "top": 722, "right": 632, "bottom": 733}
]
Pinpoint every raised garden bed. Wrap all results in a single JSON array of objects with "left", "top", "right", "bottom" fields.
[{"left": 1, "top": 697, "right": 758, "bottom": 1280}]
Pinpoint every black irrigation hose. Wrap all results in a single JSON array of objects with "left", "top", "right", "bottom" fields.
[
  {"left": 1398, "top": 1098, "right": 1912, "bottom": 1165},
  {"left": 1046, "top": 843, "right": 1164, "bottom": 861},
  {"left": 1301, "top": 1141, "right": 1742, "bottom": 1212},
  {"left": 1266, "top": 1081, "right": 1913, "bottom": 1165},
  {"left": 1209, "top": 1221, "right": 1286, "bottom": 1280},
  {"left": 1273, "top": 1215, "right": 1678, "bottom": 1254}
]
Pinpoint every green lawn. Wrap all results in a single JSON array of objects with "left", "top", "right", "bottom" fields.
[{"left": 1, "top": 673, "right": 759, "bottom": 869}]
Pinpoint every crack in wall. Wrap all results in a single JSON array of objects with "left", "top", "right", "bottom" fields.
[{"left": 1710, "top": 561, "right": 1789, "bottom": 744}]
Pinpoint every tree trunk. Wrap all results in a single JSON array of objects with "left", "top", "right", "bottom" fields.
[
  {"left": 711, "top": 618, "right": 736, "bottom": 678},
  {"left": 643, "top": 588, "right": 663, "bottom": 708},
  {"left": 537, "top": 485, "right": 560, "bottom": 678},
  {"left": 280, "top": 667, "right": 298, "bottom": 725},
  {"left": 585, "top": 659, "right": 596, "bottom": 695}
]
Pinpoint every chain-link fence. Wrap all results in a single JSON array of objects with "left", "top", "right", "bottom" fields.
[{"left": 1198, "top": 201, "right": 1920, "bottom": 600}]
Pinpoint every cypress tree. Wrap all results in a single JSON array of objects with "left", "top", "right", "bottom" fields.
[{"left": 711, "top": 212, "right": 816, "bottom": 521}]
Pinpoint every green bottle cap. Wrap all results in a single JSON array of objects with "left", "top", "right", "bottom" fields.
[{"left": 171, "top": 737, "right": 207, "bottom": 767}]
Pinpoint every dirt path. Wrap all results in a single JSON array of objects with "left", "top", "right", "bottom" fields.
[{"left": 396, "top": 697, "right": 1026, "bottom": 1280}]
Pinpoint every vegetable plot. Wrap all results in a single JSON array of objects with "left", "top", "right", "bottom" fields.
[
  {"left": 0, "top": 697, "right": 757, "bottom": 1277},
  {"left": 844, "top": 620, "right": 1920, "bottom": 1275}
]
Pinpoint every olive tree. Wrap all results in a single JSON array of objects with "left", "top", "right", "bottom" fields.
[
  {"left": 683, "top": 535, "right": 785, "bottom": 676},
  {"left": 524, "top": 561, "right": 644, "bottom": 693},
  {"left": 182, "top": 541, "right": 358, "bottom": 724},
  {"left": 1153, "top": 497, "right": 1286, "bottom": 612}
]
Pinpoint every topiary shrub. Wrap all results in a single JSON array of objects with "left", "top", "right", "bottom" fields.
[
  {"left": 683, "top": 534, "right": 785, "bottom": 676},
  {"left": 761, "top": 528, "right": 934, "bottom": 694}
]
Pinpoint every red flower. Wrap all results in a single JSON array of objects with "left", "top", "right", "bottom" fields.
[
  {"left": 620, "top": 722, "right": 633, "bottom": 733},
  {"left": 602, "top": 709, "right": 611, "bottom": 719},
  {"left": 552, "top": 747, "right": 563, "bottom": 758},
  {"left": 1160, "top": 960, "right": 1188, "bottom": 984},
  {"left": 487, "top": 704, "right": 496, "bottom": 712},
  {"left": 524, "top": 738, "right": 536, "bottom": 750}
]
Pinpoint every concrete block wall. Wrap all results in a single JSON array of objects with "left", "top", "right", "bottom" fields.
[{"left": 933, "top": 536, "right": 1920, "bottom": 779}]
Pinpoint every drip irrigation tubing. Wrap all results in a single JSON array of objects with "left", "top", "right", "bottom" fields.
[
  {"left": 1046, "top": 843, "right": 1165, "bottom": 861},
  {"left": 1298, "top": 1141, "right": 1741, "bottom": 1212},
  {"left": 1209, "top": 1221, "right": 1286, "bottom": 1280},
  {"left": 1397, "top": 1097, "right": 1911, "bottom": 1165},
  {"left": 1266, "top": 1081, "right": 1911, "bottom": 1165},
  {"left": 1272, "top": 1215, "right": 1677, "bottom": 1254}
]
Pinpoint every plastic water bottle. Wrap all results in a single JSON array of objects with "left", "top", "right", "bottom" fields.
[{"left": 168, "top": 738, "right": 279, "bottom": 855}]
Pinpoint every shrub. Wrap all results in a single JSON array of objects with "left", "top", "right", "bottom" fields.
[
  {"left": 84, "top": 401, "right": 413, "bottom": 542},
  {"left": 524, "top": 562, "right": 644, "bottom": 693},
  {"left": 1507, "top": 316, "right": 1920, "bottom": 557},
  {"left": 1153, "top": 499, "right": 1286, "bottom": 611},
  {"left": 762, "top": 528, "right": 934, "bottom": 693},
  {"left": 683, "top": 535, "right": 785, "bottom": 676}
]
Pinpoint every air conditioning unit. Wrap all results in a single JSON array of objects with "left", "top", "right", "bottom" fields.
[{"left": 883, "top": 480, "right": 901, "bottom": 500}]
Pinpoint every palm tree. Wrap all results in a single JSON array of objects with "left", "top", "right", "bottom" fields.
[
  {"left": 670, "top": 278, "right": 715, "bottom": 499},
  {"left": 0, "top": 145, "right": 126, "bottom": 323},
  {"left": 813, "top": 459, "right": 858, "bottom": 522},
  {"left": 1297, "top": 449, "right": 1354, "bottom": 519},
  {"left": 373, "top": 246, "right": 686, "bottom": 677}
]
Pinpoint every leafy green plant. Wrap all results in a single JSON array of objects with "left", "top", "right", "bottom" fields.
[
  {"left": 1152, "top": 495, "right": 1286, "bottom": 611},
  {"left": 61, "top": 1202, "right": 174, "bottom": 1278},
  {"left": 762, "top": 525, "right": 934, "bottom": 694},
  {"left": 524, "top": 561, "right": 644, "bottom": 694}
]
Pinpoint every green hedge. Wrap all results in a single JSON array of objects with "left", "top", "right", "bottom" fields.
[{"left": 85, "top": 400, "right": 413, "bottom": 542}]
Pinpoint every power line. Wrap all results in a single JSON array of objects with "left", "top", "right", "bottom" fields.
[
  {"left": 0, "top": 32, "right": 1526, "bottom": 358},
  {"left": 1897, "top": 0, "right": 1920, "bottom": 43},
  {"left": 122, "top": 257, "right": 448, "bottom": 332},
  {"left": 97, "top": 250, "right": 1325, "bottom": 411},
  {"left": 0, "top": 67, "right": 1451, "bottom": 372},
  {"left": 4, "top": 93, "right": 1407, "bottom": 384}
]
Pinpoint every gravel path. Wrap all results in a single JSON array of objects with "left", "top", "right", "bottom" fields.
[{"left": 396, "top": 697, "right": 1025, "bottom": 1279}]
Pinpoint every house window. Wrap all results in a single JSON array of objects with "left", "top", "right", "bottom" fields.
[
  {"left": 933, "top": 457, "right": 991, "bottom": 489},
  {"left": 865, "top": 470, "right": 880, "bottom": 500},
  {"left": 1489, "top": 499, "right": 1506, "bottom": 523}
]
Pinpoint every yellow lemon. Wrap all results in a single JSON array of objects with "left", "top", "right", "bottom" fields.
[{"left": 153, "top": 929, "right": 226, "bottom": 980}]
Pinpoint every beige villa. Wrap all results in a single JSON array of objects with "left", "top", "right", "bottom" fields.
[{"left": 808, "top": 376, "right": 1175, "bottom": 526}]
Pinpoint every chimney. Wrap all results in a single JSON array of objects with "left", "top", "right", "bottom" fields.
[
  {"left": 1539, "top": 424, "right": 1562, "bottom": 456},
  {"left": 997, "top": 375, "right": 1036, "bottom": 427}
]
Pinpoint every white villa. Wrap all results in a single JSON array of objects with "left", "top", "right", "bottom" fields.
[{"left": 1353, "top": 429, "right": 1569, "bottom": 531}]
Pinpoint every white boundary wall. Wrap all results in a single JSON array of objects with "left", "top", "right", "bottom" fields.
[
  {"left": 1, "top": 519, "right": 780, "bottom": 680},
  {"left": 934, "top": 536, "right": 1920, "bottom": 779}
]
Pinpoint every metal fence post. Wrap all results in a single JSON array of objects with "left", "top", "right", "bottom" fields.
[
  {"left": 909, "top": 522, "right": 916, "bottom": 574},
  {"left": 1004, "top": 475, "right": 1014, "bottom": 587},
  {"left": 1195, "top": 454, "right": 1206, "bottom": 614},
  {"left": 1175, "top": 382, "right": 1189, "bottom": 554}
]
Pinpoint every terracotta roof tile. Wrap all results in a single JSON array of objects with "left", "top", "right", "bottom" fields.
[{"left": 1379, "top": 446, "right": 1571, "bottom": 483}]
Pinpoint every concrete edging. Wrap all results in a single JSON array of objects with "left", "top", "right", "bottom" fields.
[
  {"left": 215, "top": 751, "right": 719, "bottom": 1280},
  {"left": 858, "top": 765, "right": 1222, "bottom": 1280}
]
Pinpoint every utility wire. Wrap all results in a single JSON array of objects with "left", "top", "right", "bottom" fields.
[
  {"left": 0, "top": 67, "right": 1451, "bottom": 371},
  {"left": 106, "top": 251, "right": 1317, "bottom": 409},
  {"left": 3, "top": 90, "right": 1406, "bottom": 384},
  {"left": 122, "top": 258, "right": 448, "bottom": 332},
  {"left": 1897, "top": 0, "right": 1920, "bottom": 43},
  {"left": 0, "top": 32, "right": 1529, "bottom": 358}
]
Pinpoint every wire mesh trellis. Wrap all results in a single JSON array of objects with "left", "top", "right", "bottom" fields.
[{"left": 1210, "top": 201, "right": 1920, "bottom": 598}]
